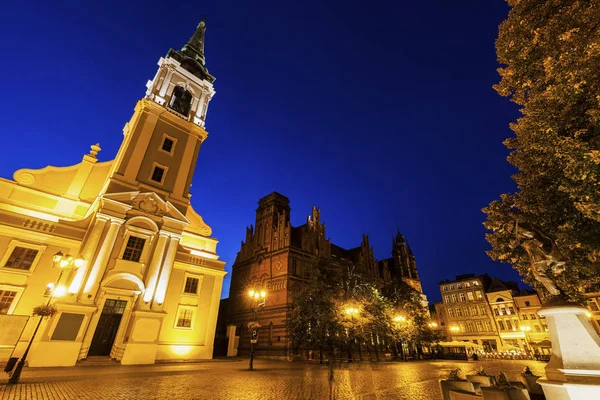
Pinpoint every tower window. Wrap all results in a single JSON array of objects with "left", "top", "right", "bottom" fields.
[
  {"left": 169, "top": 86, "right": 193, "bottom": 117},
  {"left": 122, "top": 236, "right": 145, "bottom": 262},
  {"left": 151, "top": 166, "right": 165, "bottom": 183},
  {"left": 162, "top": 137, "right": 174, "bottom": 153}
]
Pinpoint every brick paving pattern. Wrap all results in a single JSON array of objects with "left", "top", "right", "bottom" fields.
[{"left": 0, "top": 359, "right": 547, "bottom": 400}]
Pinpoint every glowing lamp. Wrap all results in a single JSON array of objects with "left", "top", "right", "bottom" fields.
[
  {"left": 74, "top": 256, "right": 86, "bottom": 268},
  {"left": 52, "top": 251, "right": 64, "bottom": 264},
  {"left": 248, "top": 290, "right": 255, "bottom": 298},
  {"left": 53, "top": 285, "right": 67, "bottom": 298},
  {"left": 260, "top": 291, "right": 266, "bottom": 298}
]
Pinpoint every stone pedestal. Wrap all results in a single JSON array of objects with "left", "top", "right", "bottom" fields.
[{"left": 537, "top": 306, "right": 600, "bottom": 399}]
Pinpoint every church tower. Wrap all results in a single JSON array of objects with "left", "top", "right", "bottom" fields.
[
  {"left": 0, "top": 21, "right": 226, "bottom": 368},
  {"left": 105, "top": 20, "right": 216, "bottom": 215}
]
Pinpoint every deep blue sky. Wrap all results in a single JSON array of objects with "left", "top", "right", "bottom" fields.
[{"left": 0, "top": 0, "right": 525, "bottom": 302}]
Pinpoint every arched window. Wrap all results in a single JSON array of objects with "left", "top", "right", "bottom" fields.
[{"left": 169, "top": 86, "right": 193, "bottom": 116}]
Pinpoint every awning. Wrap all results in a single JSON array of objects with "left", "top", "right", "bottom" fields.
[{"left": 530, "top": 340, "right": 552, "bottom": 348}]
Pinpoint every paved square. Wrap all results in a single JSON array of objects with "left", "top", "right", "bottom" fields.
[{"left": 0, "top": 359, "right": 547, "bottom": 400}]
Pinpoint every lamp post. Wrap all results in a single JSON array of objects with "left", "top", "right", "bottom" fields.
[
  {"left": 248, "top": 288, "right": 266, "bottom": 370},
  {"left": 344, "top": 307, "right": 360, "bottom": 362},
  {"left": 393, "top": 315, "right": 408, "bottom": 361},
  {"left": 8, "top": 252, "right": 85, "bottom": 384}
]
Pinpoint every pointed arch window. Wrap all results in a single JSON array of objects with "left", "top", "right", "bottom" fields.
[{"left": 169, "top": 86, "right": 193, "bottom": 116}]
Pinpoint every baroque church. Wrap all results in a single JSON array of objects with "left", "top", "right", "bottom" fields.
[
  {"left": 226, "top": 192, "right": 424, "bottom": 357},
  {"left": 0, "top": 22, "right": 226, "bottom": 366}
]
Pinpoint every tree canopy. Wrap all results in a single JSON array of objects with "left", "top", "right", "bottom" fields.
[
  {"left": 286, "top": 258, "right": 437, "bottom": 359},
  {"left": 483, "top": 0, "right": 600, "bottom": 301}
]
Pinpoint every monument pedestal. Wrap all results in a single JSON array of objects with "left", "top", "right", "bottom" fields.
[{"left": 537, "top": 306, "right": 600, "bottom": 399}]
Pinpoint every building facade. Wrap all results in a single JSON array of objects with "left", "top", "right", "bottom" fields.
[
  {"left": 512, "top": 292, "right": 551, "bottom": 356},
  {"left": 0, "top": 21, "right": 226, "bottom": 366},
  {"left": 226, "top": 192, "right": 423, "bottom": 357},
  {"left": 436, "top": 274, "right": 500, "bottom": 352}
]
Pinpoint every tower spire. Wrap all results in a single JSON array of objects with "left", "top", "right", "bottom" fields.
[{"left": 182, "top": 19, "right": 207, "bottom": 65}]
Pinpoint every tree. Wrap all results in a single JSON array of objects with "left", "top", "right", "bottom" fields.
[
  {"left": 483, "top": 0, "right": 600, "bottom": 301},
  {"left": 383, "top": 280, "right": 439, "bottom": 357},
  {"left": 286, "top": 259, "right": 343, "bottom": 362}
]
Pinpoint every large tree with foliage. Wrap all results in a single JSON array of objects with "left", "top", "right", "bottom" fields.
[
  {"left": 483, "top": 0, "right": 600, "bottom": 301},
  {"left": 286, "top": 259, "right": 343, "bottom": 361}
]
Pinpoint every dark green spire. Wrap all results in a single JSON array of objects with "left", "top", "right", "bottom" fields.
[
  {"left": 181, "top": 20, "right": 206, "bottom": 66},
  {"left": 166, "top": 19, "right": 215, "bottom": 83}
]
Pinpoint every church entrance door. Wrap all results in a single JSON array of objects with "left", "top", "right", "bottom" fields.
[{"left": 88, "top": 299, "right": 127, "bottom": 356}]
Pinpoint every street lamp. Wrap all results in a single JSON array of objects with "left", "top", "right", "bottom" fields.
[
  {"left": 394, "top": 315, "right": 406, "bottom": 323},
  {"left": 428, "top": 322, "right": 438, "bottom": 328},
  {"left": 8, "top": 252, "right": 85, "bottom": 384},
  {"left": 343, "top": 306, "right": 361, "bottom": 362},
  {"left": 247, "top": 287, "right": 266, "bottom": 370},
  {"left": 450, "top": 326, "right": 460, "bottom": 332}
]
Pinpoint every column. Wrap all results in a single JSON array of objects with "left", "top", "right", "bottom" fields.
[
  {"left": 142, "top": 231, "right": 170, "bottom": 304},
  {"left": 69, "top": 215, "right": 109, "bottom": 295},
  {"left": 159, "top": 66, "right": 175, "bottom": 97},
  {"left": 82, "top": 217, "right": 124, "bottom": 298},
  {"left": 152, "top": 235, "right": 180, "bottom": 309}
]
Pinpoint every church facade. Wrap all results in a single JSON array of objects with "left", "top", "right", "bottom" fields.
[
  {"left": 0, "top": 22, "right": 226, "bottom": 366},
  {"left": 226, "top": 192, "right": 423, "bottom": 357}
]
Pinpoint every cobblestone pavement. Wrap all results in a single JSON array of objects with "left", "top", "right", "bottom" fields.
[{"left": 0, "top": 359, "right": 547, "bottom": 400}]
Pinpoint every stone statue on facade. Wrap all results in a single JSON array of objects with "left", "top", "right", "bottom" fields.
[{"left": 508, "top": 221, "right": 566, "bottom": 300}]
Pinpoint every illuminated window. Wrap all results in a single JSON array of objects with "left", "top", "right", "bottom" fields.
[
  {"left": 451, "top": 294, "right": 458, "bottom": 303},
  {"left": 465, "top": 282, "right": 470, "bottom": 288},
  {"left": 151, "top": 166, "right": 165, "bottom": 183},
  {"left": 476, "top": 291, "right": 483, "bottom": 299},
  {"left": 176, "top": 308, "right": 194, "bottom": 328},
  {"left": 457, "top": 283, "right": 463, "bottom": 289},
  {"left": 467, "top": 292, "right": 474, "bottom": 301},
  {"left": 122, "top": 236, "right": 145, "bottom": 262},
  {"left": 4, "top": 247, "right": 38, "bottom": 270},
  {"left": 162, "top": 137, "right": 174, "bottom": 153},
  {"left": 442, "top": 286, "right": 447, "bottom": 292},
  {"left": 169, "top": 86, "right": 193, "bottom": 117},
  {"left": 0, "top": 290, "right": 17, "bottom": 315},
  {"left": 184, "top": 277, "right": 199, "bottom": 294},
  {"left": 473, "top": 281, "right": 479, "bottom": 286}
]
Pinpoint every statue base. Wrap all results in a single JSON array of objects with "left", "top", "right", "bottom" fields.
[{"left": 537, "top": 306, "right": 600, "bottom": 399}]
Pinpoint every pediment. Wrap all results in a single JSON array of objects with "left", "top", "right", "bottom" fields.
[{"left": 102, "top": 191, "right": 189, "bottom": 223}]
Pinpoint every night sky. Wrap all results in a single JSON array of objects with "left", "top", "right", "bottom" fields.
[{"left": 0, "top": 0, "right": 525, "bottom": 302}]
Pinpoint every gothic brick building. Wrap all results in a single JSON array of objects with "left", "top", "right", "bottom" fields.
[{"left": 226, "top": 192, "right": 423, "bottom": 357}]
